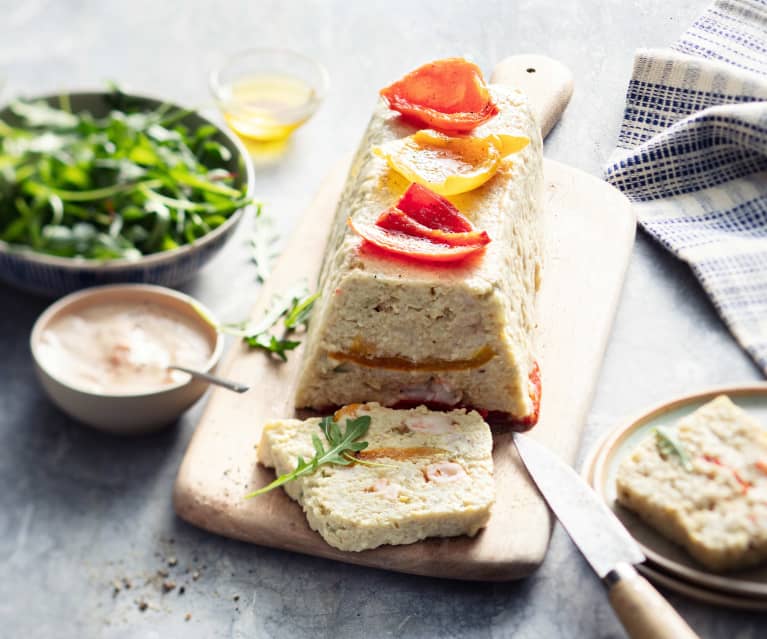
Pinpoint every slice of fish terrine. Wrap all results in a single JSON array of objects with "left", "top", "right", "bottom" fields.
[
  {"left": 257, "top": 403, "right": 494, "bottom": 552},
  {"left": 294, "top": 86, "right": 543, "bottom": 424},
  {"left": 616, "top": 395, "right": 767, "bottom": 572}
]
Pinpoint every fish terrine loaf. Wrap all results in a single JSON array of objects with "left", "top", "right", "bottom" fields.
[
  {"left": 616, "top": 395, "right": 767, "bottom": 572},
  {"left": 294, "top": 83, "right": 543, "bottom": 424},
  {"left": 257, "top": 403, "right": 494, "bottom": 552}
]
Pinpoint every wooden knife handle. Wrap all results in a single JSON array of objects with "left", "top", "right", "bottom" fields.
[
  {"left": 605, "top": 564, "right": 700, "bottom": 639},
  {"left": 491, "top": 54, "right": 574, "bottom": 139}
]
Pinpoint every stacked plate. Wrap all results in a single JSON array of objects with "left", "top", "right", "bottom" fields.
[{"left": 582, "top": 385, "right": 767, "bottom": 611}]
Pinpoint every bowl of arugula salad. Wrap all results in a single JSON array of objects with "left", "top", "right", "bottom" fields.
[{"left": 0, "top": 89, "right": 255, "bottom": 296}]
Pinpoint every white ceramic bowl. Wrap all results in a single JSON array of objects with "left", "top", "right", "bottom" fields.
[
  {"left": 0, "top": 92, "right": 255, "bottom": 297},
  {"left": 30, "top": 284, "right": 224, "bottom": 434}
]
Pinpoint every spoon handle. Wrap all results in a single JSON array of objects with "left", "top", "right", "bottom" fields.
[{"left": 169, "top": 365, "right": 250, "bottom": 394}]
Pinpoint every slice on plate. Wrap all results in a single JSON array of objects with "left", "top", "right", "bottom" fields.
[
  {"left": 616, "top": 395, "right": 767, "bottom": 572},
  {"left": 257, "top": 403, "right": 494, "bottom": 552}
]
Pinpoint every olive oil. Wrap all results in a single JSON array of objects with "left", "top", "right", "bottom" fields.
[{"left": 222, "top": 74, "right": 315, "bottom": 141}]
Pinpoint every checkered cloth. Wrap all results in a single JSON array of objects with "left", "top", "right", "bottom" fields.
[{"left": 604, "top": 0, "right": 767, "bottom": 374}]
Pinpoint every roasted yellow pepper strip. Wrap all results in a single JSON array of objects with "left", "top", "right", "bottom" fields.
[{"left": 374, "top": 129, "right": 529, "bottom": 196}]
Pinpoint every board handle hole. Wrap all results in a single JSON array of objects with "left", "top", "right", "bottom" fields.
[{"left": 526, "top": 67, "right": 536, "bottom": 73}]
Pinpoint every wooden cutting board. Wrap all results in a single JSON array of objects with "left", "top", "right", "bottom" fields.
[{"left": 173, "top": 56, "right": 636, "bottom": 580}]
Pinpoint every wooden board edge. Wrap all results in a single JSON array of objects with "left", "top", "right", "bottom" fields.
[{"left": 173, "top": 484, "right": 549, "bottom": 581}]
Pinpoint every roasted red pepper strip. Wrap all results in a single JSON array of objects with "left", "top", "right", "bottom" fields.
[
  {"left": 380, "top": 58, "right": 499, "bottom": 133},
  {"left": 347, "top": 218, "right": 486, "bottom": 263},
  {"left": 515, "top": 361, "right": 542, "bottom": 427},
  {"left": 376, "top": 208, "right": 490, "bottom": 247},
  {"left": 396, "top": 183, "right": 473, "bottom": 232},
  {"left": 702, "top": 454, "right": 752, "bottom": 494},
  {"left": 348, "top": 183, "right": 490, "bottom": 263}
]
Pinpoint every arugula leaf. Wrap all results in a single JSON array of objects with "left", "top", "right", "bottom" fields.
[
  {"left": 246, "top": 415, "right": 372, "bottom": 498},
  {"left": 243, "top": 334, "right": 301, "bottom": 362},
  {"left": 222, "top": 286, "right": 318, "bottom": 362},
  {"left": 284, "top": 292, "right": 319, "bottom": 329},
  {"left": 250, "top": 211, "right": 280, "bottom": 283},
  {"left": 654, "top": 426, "right": 693, "bottom": 471},
  {"left": 9, "top": 100, "right": 79, "bottom": 129}
]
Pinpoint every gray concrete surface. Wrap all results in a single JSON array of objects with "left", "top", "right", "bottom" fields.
[{"left": 1, "top": 1, "right": 765, "bottom": 637}]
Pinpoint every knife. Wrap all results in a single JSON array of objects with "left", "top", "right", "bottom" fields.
[{"left": 513, "top": 433, "right": 700, "bottom": 639}]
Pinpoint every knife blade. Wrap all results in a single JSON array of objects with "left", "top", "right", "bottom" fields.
[
  {"left": 513, "top": 433, "right": 700, "bottom": 639},
  {"left": 512, "top": 432, "right": 644, "bottom": 576}
]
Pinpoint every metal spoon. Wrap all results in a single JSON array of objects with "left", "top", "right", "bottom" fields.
[{"left": 168, "top": 365, "right": 249, "bottom": 393}]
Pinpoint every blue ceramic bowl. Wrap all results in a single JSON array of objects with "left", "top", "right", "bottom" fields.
[{"left": 0, "top": 92, "right": 255, "bottom": 297}]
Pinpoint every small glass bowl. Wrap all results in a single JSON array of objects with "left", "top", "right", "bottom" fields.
[{"left": 210, "top": 48, "right": 329, "bottom": 142}]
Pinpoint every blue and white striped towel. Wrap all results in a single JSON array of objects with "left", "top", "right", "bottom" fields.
[{"left": 604, "top": 0, "right": 767, "bottom": 374}]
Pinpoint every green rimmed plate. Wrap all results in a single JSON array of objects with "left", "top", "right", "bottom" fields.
[{"left": 584, "top": 384, "right": 767, "bottom": 599}]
